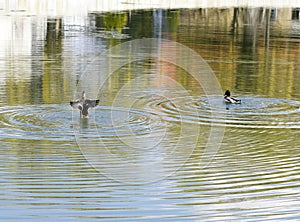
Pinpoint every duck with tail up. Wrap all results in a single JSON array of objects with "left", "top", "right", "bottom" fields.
[
  {"left": 70, "top": 91, "right": 99, "bottom": 118},
  {"left": 224, "top": 90, "right": 241, "bottom": 104}
]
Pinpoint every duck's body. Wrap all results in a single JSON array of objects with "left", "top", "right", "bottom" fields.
[
  {"left": 70, "top": 91, "right": 99, "bottom": 118},
  {"left": 224, "top": 90, "right": 241, "bottom": 104}
]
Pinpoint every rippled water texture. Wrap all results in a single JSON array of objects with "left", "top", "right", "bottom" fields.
[{"left": 1, "top": 4, "right": 300, "bottom": 221}]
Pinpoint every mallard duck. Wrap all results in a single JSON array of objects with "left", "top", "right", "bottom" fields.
[
  {"left": 224, "top": 90, "right": 241, "bottom": 104},
  {"left": 70, "top": 91, "right": 99, "bottom": 118}
]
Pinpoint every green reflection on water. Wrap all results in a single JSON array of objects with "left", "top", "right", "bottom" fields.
[
  {"left": 1, "top": 8, "right": 299, "bottom": 106},
  {"left": 1, "top": 6, "right": 300, "bottom": 221}
]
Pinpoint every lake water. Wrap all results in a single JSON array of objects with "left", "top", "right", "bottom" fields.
[{"left": 1, "top": 3, "right": 300, "bottom": 221}]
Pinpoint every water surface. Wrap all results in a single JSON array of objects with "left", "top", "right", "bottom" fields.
[{"left": 1, "top": 4, "right": 300, "bottom": 221}]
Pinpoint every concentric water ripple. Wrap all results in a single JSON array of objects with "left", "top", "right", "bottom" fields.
[
  {"left": 170, "top": 125, "right": 300, "bottom": 220},
  {"left": 0, "top": 105, "right": 168, "bottom": 142},
  {"left": 146, "top": 95, "right": 300, "bottom": 129},
  {"left": 74, "top": 106, "right": 199, "bottom": 184},
  {"left": 0, "top": 105, "right": 74, "bottom": 141},
  {"left": 96, "top": 106, "right": 166, "bottom": 139}
]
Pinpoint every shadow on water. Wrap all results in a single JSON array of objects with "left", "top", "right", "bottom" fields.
[{"left": 79, "top": 117, "right": 89, "bottom": 128}]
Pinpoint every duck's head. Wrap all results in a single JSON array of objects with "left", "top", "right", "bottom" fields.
[
  {"left": 224, "top": 90, "right": 231, "bottom": 97},
  {"left": 81, "top": 91, "right": 86, "bottom": 100}
]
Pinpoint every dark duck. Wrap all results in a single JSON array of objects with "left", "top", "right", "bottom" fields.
[
  {"left": 70, "top": 91, "right": 99, "bottom": 118},
  {"left": 224, "top": 90, "right": 241, "bottom": 104}
]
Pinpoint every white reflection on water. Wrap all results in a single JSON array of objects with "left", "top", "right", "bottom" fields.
[
  {"left": 0, "top": 0, "right": 300, "bottom": 16},
  {"left": 0, "top": 2, "right": 300, "bottom": 221}
]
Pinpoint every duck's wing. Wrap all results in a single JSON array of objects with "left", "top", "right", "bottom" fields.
[
  {"left": 85, "top": 99, "right": 99, "bottom": 108},
  {"left": 224, "top": 96, "right": 242, "bottom": 104},
  {"left": 70, "top": 100, "right": 83, "bottom": 110},
  {"left": 232, "top": 97, "right": 241, "bottom": 104},
  {"left": 224, "top": 96, "right": 241, "bottom": 104},
  {"left": 224, "top": 96, "right": 235, "bottom": 103}
]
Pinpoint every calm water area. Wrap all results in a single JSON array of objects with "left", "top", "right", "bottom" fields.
[{"left": 1, "top": 1, "right": 300, "bottom": 221}]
